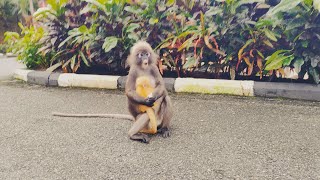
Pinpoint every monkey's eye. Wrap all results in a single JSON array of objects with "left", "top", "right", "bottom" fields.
[
  {"left": 138, "top": 53, "right": 142, "bottom": 59},
  {"left": 146, "top": 52, "right": 150, "bottom": 57}
]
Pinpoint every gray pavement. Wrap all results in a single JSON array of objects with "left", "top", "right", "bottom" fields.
[
  {"left": 0, "top": 81, "right": 320, "bottom": 179},
  {"left": 0, "top": 57, "right": 26, "bottom": 81}
]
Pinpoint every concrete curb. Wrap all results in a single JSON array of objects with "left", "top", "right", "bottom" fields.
[
  {"left": 27, "top": 71, "right": 52, "bottom": 86},
  {"left": 58, "top": 74, "right": 120, "bottom": 89},
  {"left": 13, "top": 69, "right": 34, "bottom": 82},
  {"left": 13, "top": 69, "right": 320, "bottom": 101},
  {"left": 174, "top": 78, "right": 254, "bottom": 96},
  {"left": 254, "top": 82, "right": 320, "bottom": 101}
]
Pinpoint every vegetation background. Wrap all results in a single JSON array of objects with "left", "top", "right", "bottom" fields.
[{"left": 1, "top": 0, "right": 320, "bottom": 84}]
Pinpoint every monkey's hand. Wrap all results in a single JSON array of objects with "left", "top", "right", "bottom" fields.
[{"left": 144, "top": 96, "right": 156, "bottom": 107}]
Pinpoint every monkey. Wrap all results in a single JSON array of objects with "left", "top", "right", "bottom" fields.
[
  {"left": 52, "top": 41, "right": 173, "bottom": 144},
  {"left": 135, "top": 76, "right": 158, "bottom": 134},
  {"left": 125, "top": 41, "right": 173, "bottom": 143}
]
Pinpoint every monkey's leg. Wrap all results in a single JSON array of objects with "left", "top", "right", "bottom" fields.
[
  {"left": 128, "top": 113, "right": 151, "bottom": 143},
  {"left": 139, "top": 108, "right": 157, "bottom": 134},
  {"left": 157, "top": 96, "right": 173, "bottom": 138}
]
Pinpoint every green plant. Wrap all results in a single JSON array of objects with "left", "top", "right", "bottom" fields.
[
  {"left": 0, "top": 44, "right": 8, "bottom": 54},
  {"left": 157, "top": 0, "right": 268, "bottom": 78},
  {"left": 4, "top": 23, "right": 50, "bottom": 69},
  {"left": 35, "top": 0, "right": 90, "bottom": 72},
  {"left": 22, "top": 0, "right": 320, "bottom": 84},
  {"left": 53, "top": 24, "right": 96, "bottom": 72},
  {"left": 262, "top": 0, "right": 320, "bottom": 83}
]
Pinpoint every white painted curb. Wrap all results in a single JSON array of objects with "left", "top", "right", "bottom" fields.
[
  {"left": 174, "top": 78, "right": 254, "bottom": 96},
  {"left": 13, "top": 69, "right": 34, "bottom": 82},
  {"left": 58, "top": 74, "right": 120, "bottom": 89}
]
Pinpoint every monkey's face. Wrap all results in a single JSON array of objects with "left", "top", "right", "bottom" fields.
[{"left": 137, "top": 51, "right": 151, "bottom": 69}]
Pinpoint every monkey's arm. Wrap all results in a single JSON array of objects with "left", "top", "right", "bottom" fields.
[
  {"left": 126, "top": 89, "right": 146, "bottom": 104},
  {"left": 150, "top": 67, "right": 167, "bottom": 100},
  {"left": 125, "top": 73, "right": 154, "bottom": 106}
]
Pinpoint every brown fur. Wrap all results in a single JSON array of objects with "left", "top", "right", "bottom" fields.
[
  {"left": 51, "top": 41, "right": 172, "bottom": 144},
  {"left": 126, "top": 41, "right": 173, "bottom": 143}
]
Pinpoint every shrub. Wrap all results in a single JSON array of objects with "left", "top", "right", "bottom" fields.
[
  {"left": 4, "top": 23, "right": 50, "bottom": 69},
  {"left": 9, "top": 0, "right": 320, "bottom": 83}
]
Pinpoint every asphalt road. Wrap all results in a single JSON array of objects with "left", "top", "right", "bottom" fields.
[
  {"left": 0, "top": 56, "right": 25, "bottom": 80},
  {"left": 0, "top": 81, "right": 320, "bottom": 179}
]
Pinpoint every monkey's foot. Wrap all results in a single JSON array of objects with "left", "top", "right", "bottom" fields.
[
  {"left": 130, "top": 133, "right": 151, "bottom": 143},
  {"left": 158, "top": 127, "right": 170, "bottom": 138}
]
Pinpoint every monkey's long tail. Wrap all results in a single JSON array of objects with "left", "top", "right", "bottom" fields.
[{"left": 52, "top": 112, "right": 134, "bottom": 121}]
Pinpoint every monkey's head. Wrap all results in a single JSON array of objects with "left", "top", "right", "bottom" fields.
[{"left": 127, "top": 41, "right": 158, "bottom": 69}]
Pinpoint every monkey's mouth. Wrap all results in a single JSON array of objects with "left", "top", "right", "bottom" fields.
[{"left": 142, "top": 59, "right": 149, "bottom": 68}]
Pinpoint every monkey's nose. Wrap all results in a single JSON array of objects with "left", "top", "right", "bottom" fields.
[{"left": 142, "top": 59, "right": 149, "bottom": 66}]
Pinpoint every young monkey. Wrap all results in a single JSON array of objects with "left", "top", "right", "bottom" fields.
[{"left": 135, "top": 76, "right": 158, "bottom": 134}]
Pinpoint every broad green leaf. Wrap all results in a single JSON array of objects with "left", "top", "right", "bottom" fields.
[
  {"left": 62, "top": 59, "right": 71, "bottom": 68},
  {"left": 286, "top": 17, "right": 306, "bottom": 31},
  {"left": 178, "top": 37, "right": 195, "bottom": 52},
  {"left": 267, "top": 0, "right": 302, "bottom": 16},
  {"left": 309, "top": 67, "right": 320, "bottom": 84},
  {"left": 158, "top": 3, "right": 166, "bottom": 11},
  {"left": 33, "top": 7, "right": 52, "bottom": 19},
  {"left": 46, "top": 62, "right": 62, "bottom": 72},
  {"left": 128, "top": 33, "right": 139, "bottom": 41},
  {"left": 177, "top": 30, "right": 196, "bottom": 38},
  {"left": 159, "top": 42, "right": 172, "bottom": 49},
  {"left": 264, "top": 38, "right": 276, "bottom": 47},
  {"left": 264, "top": 29, "right": 277, "bottom": 42},
  {"left": 304, "top": 0, "right": 313, "bottom": 6},
  {"left": 103, "top": 36, "right": 118, "bottom": 53},
  {"left": 205, "top": 7, "right": 222, "bottom": 16},
  {"left": 265, "top": 50, "right": 290, "bottom": 66},
  {"left": 183, "top": 55, "right": 196, "bottom": 69},
  {"left": 311, "top": 55, "right": 320, "bottom": 67},
  {"left": 70, "top": 55, "right": 76, "bottom": 70},
  {"left": 83, "top": 0, "right": 106, "bottom": 11},
  {"left": 293, "top": 31, "right": 305, "bottom": 42},
  {"left": 79, "top": 51, "right": 90, "bottom": 67},
  {"left": 124, "top": 6, "right": 142, "bottom": 14},
  {"left": 200, "top": 11, "right": 205, "bottom": 32},
  {"left": 229, "top": 0, "right": 264, "bottom": 14},
  {"left": 58, "top": 31, "right": 82, "bottom": 48},
  {"left": 293, "top": 58, "right": 304, "bottom": 73},
  {"left": 265, "top": 54, "right": 288, "bottom": 70},
  {"left": 255, "top": 19, "right": 273, "bottom": 28},
  {"left": 149, "top": 18, "right": 159, "bottom": 25},
  {"left": 126, "top": 23, "right": 140, "bottom": 33},
  {"left": 237, "top": 0, "right": 265, "bottom": 6},
  {"left": 166, "top": 0, "right": 175, "bottom": 6},
  {"left": 314, "top": 0, "right": 320, "bottom": 11},
  {"left": 4, "top": 32, "right": 20, "bottom": 42},
  {"left": 79, "top": 25, "right": 88, "bottom": 33},
  {"left": 238, "top": 39, "right": 254, "bottom": 60},
  {"left": 282, "top": 55, "right": 295, "bottom": 66},
  {"left": 301, "top": 40, "right": 309, "bottom": 48},
  {"left": 256, "top": 50, "right": 265, "bottom": 58},
  {"left": 80, "top": 4, "right": 97, "bottom": 14}
]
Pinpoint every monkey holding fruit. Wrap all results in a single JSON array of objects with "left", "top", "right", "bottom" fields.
[
  {"left": 52, "top": 41, "right": 173, "bottom": 143},
  {"left": 125, "top": 41, "right": 173, "bottom": 143}
]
